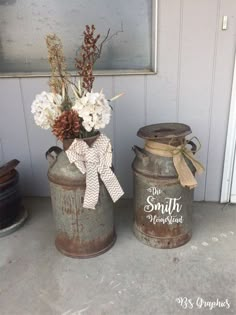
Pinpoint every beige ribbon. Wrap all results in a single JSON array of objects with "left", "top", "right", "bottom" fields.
[
  {"left": 145, "top": 139, "right": 204, "bottom": 189},
  {"left": 66, "top": 134, "right": 124, "bottom": 209}
]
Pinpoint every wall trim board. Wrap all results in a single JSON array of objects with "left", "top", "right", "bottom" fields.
[{"left": 221, "top": 53, "right": 236, "bottom": 203}]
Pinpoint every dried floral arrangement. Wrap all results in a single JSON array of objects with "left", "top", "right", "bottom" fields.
[{"left": 31, "top": 25, "right": 122, "bottom": 140}]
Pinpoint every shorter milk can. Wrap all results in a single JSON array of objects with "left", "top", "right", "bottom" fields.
[
  {"left": 132, "top": 123, "right": 202, "bottom": 249},
  {"left": 46, "top": 139, "right": 116, "bottom": 258}
]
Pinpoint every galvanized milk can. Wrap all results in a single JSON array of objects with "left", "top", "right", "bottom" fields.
[
  {"left": 46, "top": 141, "right": 116, "bottom": 258},
  {"left": 132, "top": 123, "right": 200, "bottom": 249}
]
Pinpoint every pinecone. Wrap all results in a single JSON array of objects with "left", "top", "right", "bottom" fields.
[{"left": 52, "top": 110, "right": 80, "bottom": 141}]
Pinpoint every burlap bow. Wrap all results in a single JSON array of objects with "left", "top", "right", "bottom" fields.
[
  {"left": 145, "top": 139, "right": 204, "bottom": 189},
  {"left": 66, "top": 134, "right": 124, "bottom": 209}
]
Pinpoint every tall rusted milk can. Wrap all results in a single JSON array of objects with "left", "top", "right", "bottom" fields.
[
  {"left": 46, "top": 140, "right": 116, "bottom": 258},
  {"left": 132, "top": 123, "right": 197, "bottom": 249}
]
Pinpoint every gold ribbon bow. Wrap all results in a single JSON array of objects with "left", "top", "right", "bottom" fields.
[
  {"left": 66, "top": 134, "right": 124, "bottom": 209},
  {"left": 145, "top": 138, "right": 204, "bottom": 189}
]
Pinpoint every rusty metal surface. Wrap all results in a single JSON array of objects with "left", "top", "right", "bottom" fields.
[
  {"left": 133, "top": 171, "right": 193, "bottom": 249},
  {"left": 63, "top": 133, "right": 100, "bottom": 151},
  {"left": 0, "top": 159, "right": 19, "bottom": 177},
  {"left": 0, "top": 170, "right": 22, "bottom": 229},
  {"left": 0, "top": 170, "right": 16, "bottom": 184},
  {"left": 55, "top": 230, "right": 116, "bottom": 258},
  {"left": 132, "top": 146, "right": 195, "bottom": 179},
  {"left": 133, "top": 123, "right": 194, "bottom": 249},
  {"left": 0, "top": 160, "right": 19, "bottom": 184},
  {"left": 47, "top": 149, "right": 116, "bottom": 258},
  {"left": 47, "top": 148, "right": 86, "bottom": 187},
  {"left": 137, "top": 123, "right": 191, "bottom": 141},
  {"left": 0, "top": 206, "right": 28, "bottom": 238}
]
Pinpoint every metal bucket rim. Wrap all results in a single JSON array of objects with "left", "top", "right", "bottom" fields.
[{"left": 137, "top": 123, "right": 192, "bottom": 140}]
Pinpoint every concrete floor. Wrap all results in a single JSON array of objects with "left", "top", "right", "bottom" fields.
[{"left": 0, "top": 198, "right": 235, "bottom": 315}]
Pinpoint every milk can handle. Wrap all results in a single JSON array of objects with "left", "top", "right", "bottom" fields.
[
  {"left": 132, "top": 146, "right": 149, "bottom": 165},
  {"left": 45, "top": 146, "right": 62, "bottom": 167},
  {"left": 187, "top": 140, "right": 197, "bottom": 154},
  {"left": 132, "top": 145, "right": 147, "bottom": 157}
]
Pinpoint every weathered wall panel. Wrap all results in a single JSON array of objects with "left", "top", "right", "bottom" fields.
[
  {"left": 0, "top": 0, "right": 235, "bottom": 200},
  {"left": 114, "top": 76, "right": 146, "bottom": 197},
  {"left": 177, "top": 0, "right": 220, "bottom": 200},
  {"left": 0, "top": 79, "right": 33, "bottom": 194},
  {"left": 20, "top": 77, "right": 55, "bottom": 196},
  {"left": 205, "top": 0, "right": 236, "bottom": 201},
  {"left": 147, "top": 0, "right": 182, "bottom": 124}
]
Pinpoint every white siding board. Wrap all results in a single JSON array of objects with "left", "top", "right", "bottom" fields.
[
  {"left": 0, "top": 79, "right": 33, "bottom": 194},
  {"left": 113, "top": 76, "right": 145, "bottom": 197},
  {"left": 147, "top": 0, "right": 182, "bottom": 124},
  {"left": 178, "top": 0, "right": 219, "bottom": 200},
  {"left": 20, "top": 77, "right": 55, "bottom": 196},
  {"left": 205, "top": 0, "right": 236, "bottom": 201},
  {"left": 0, "top": 1, "right": 235, "bottom": 200}
]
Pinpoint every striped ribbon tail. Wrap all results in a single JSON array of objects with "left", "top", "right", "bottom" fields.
[{"left": 66, "top": 134, "right": 124, "bottom": 209}]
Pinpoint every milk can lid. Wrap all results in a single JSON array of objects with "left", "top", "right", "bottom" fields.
[{"left": 137, "top": 123, "right": 191, "bottom": 140}]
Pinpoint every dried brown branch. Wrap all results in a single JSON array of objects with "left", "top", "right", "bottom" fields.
[{"left": 75, "top": 25, "right": 110, "bottom": 92}]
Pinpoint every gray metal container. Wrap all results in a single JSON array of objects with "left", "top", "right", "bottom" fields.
[
  {"left": 0, "top": 160, "right": 21, "bottom": 229},
  {"left": 46, "top": 142, "right": 116, "bottom": 258},
  {"left": 132, "top": 123, "right": 195, "bottom": 249}
]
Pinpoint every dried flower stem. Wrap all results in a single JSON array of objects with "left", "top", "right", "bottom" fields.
[
  {"left": 46, "top": 34, "right": 72, "bottom": 110},
  {"left": 75, "top": 25, "right": 110, "bottom": 92}
]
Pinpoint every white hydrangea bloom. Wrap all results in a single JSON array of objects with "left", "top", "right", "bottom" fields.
[
  {"left": 31, "top": 92, "right": 62, "bottom": 129},
  {"left": 72, "top": 91, "right": 111, "bottom": 132}
]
